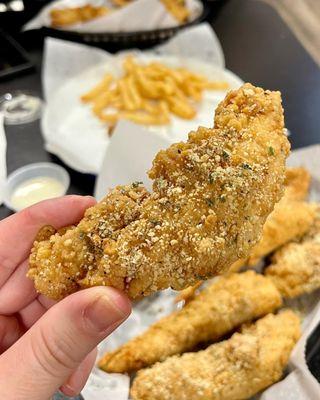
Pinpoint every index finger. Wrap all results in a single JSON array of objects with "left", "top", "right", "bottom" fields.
[{"left": 0, "top": 195, "right": 96, "bottom": 287}]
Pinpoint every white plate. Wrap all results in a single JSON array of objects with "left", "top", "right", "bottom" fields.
[{"left": 42, "top": 54, "right": 243, "bottom": 174}]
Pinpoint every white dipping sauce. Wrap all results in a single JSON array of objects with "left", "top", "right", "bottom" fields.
[{"left": 10, "top": 177, "right": 65, "bottom": 210}]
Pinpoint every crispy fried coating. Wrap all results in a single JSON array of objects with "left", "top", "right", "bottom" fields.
[
  {"left": 284, "top": 167, "right": 311, "bottom": 201},
  {"left": 130, "top": 311, "right": 301, "bottom": 400},
  {"left": 99, "top": 271, "right": 282, "bottom": 373},
  {"left": 50, "top": 5, "right": 109, "bottom": 27},
  {"left": 247, "top": 200, "right": 315, "bottom": 266},
  {"left": 174, "top": 281, "right": 202, "bottom": 303},
  {"left": 229, "top": 167, "right": 314, "bottom": 271},
  {"left": 28, "top": 84, "right": 289, "bottom": 300},
  {"left": 265, "top": 205, "right": 320, "bottom": 298}
]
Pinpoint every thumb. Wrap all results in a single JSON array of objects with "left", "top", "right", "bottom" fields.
[{"left": 0, "top": 287, "right": 131, "bottom": 400}]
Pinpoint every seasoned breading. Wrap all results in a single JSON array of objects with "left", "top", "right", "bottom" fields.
[
  {"left": 229, "top": 167, "right": 314, "bottom": 271},
  {"left": 28, "top": 84, "right": 289, "bottom": 300},
  {"left": 130, "top": 311, "right": 301, "bottom": 400},
  {"left": 284, "top": 167, "right": 311, "bottom": 201},
  {"left": 99, "top": 271, "right": 282, "bottom": 373},
  {"left": 246, "top": 200, "right": 315, "bottom": 266},
  {"left": 265, "top": 205, "right": 320, "bottom": 298}
]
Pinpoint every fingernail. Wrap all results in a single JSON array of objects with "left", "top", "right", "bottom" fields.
[{"left": 84, "top": 289, "right": 131, "bottom": 333}]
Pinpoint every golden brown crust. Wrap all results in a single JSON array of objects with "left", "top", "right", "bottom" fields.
[
  {"left": 229, "top": 167, "right": 314, "bottom": 271},
  {"left": 284, "top": 166, "right": 311, "bottom": 201},
  {"left": 265, "top": 204, "right": 320, "bottom": 298},
  {"left": 130, "top": 311, "right": 301, "bottom": 400},
  {"left": 247, "top": 200, "right": 315, "bottom": 266},
  {"left": 99, "top": 271, "right": 282, "bottom": 373},
  {"left": 28, "top": 84, "right": 289, "bottom": 300}
]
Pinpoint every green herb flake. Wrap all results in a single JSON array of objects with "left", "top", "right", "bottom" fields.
[
  {"left": 132, "top": 181, "right": 143, "bottom": 188},
  {"left": 222, "top": 150, "right": 230, "bottom": 160},
  {"left": 209, "top": 173, "right": 215, "bottom": 184},
  {"left": 241, "top": 163, "right": 252, "bottom": 170},
  {"left": 150, "top": 220, "right": 160, "bottom": 226},
  {"left": 206, "top": 198, "right": 214, "bottom": 207},
  {"left": 268, "top": 146, "right": 275, "bottom": 156}
]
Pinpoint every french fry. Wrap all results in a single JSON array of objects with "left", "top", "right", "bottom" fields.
[
  {"left": 134, "top": 68, "right": 160, "bottom": 99},
  {"left": 167, "top": 95, "right": 196, "bottom": 119},
  {"left": 99, "top": 112, "right": 120, "bottom": 124},
  {"left": 160, "top": 0, "right": 190, "bottom": 23},
  {"left": 126, "top": 76, "right": 142, "bottom": 109},
  {"left": 119, "top": 79, "right": 136, "bottom": 111},
  {"left": 81, "top": 55, "right": 230, "bottom": 128},
  {"left": 81, "top": 74, "right": 113, "bottom": 103},
  {"left": 50, "top": 5, "right": 109, "bottom": 27}
]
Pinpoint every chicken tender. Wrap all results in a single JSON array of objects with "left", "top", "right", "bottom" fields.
[
  {"left": 265, "top": 205, "right": 320, "bottom": 298},
  {"left": 130, "top": 311, "right": 301, "bottom": 400},
  {"left": 246, "top": 200, "right": 315, "bottom": 266},
  {"left": 99, "top": 271, "right": 282, "bottom": 373},
  {"left": 229, "top": 167, "right": 314, "bottom": 271},
  {"left": 28, "top": 84, "right": 289, "bottom": 300},
  {"left": 284, "top": 166, "right": 311, "bottom": 201}
]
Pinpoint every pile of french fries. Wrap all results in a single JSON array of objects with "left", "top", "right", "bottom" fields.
[
  {"left": 50, "top": 5, "right": 109, "bottom": 27},
  {"left": 81, "top": 56, "right": 229, "bottom": 129},
  {"left": 50, "top": 0, "right": 192, "bottom": 28}
]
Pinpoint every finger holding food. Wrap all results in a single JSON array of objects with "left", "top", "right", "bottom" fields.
[{"left": 28, "top": 84, "right": 290, "bottom": 300}]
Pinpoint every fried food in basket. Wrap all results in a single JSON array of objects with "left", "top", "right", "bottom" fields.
[
  {"left": 130, "top": 310, "right": 301, "bottom": 400},
  {"left": 80, "top": 56, "right": 229, "bottom": 128},
  {"left": 111, "top": 0, "right": 132, "bottom": 7},
  {"left": 160, "top": 0, "right": 190, "bottom": 22},
  {"left": 50, "top": 5, "right": 109, "bottom": 27},
  {"left": 99, "top": 271, "right": 282, "bottom": 373},
  {"left": 265, "top": 205, "right": 320, "bottom": 298},
  {"left": 28, "top": 84, "right": 289, "bottom": 300},
  {"left": 229, "top": 166, "right": 314, "bottom": 272},
  {"left": 110, "top": 0, "right": 190, "bottom": 23}
]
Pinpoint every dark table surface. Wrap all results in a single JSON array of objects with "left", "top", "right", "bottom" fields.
[{"left": 1, "top": 0, "right": 320, "bottom": 222}]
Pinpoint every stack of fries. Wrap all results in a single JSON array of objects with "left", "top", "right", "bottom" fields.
[
  {"left": 81, "top": 56, "right": 229, "bottom": 129},
  {"left": 50, "top": 5, "right": 109, "bottom": 27}
]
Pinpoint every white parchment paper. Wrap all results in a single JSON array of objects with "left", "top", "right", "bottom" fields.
[
  {"left": 41, "top": 25, "right": 241, "bottom": 174},
  {"left": 0, "top": 114, "right": 7, "bottom": 205},
  {"left": 24, "top": 0, "right": 203, "bottom": 33},
  {"left": 86, "top": 145, "right": 320, "bottom": 399}
]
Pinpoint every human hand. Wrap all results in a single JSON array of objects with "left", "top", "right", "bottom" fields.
[{"left": 0, "top": 196, "right": 131, "bottom": 400}]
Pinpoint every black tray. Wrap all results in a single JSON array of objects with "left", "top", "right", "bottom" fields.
[{"left": 40, "top": 3, "right": 210, "bottom": 49}]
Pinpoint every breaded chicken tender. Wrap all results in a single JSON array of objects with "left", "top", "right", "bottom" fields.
[
  {"left": 246, "top": 200, "right": 315, "bottom": 266},
  {"left": 130, "top": 311, "right": 301, "bottom": 400},
  {"left": 265, "top": 205, "right": 320, "bottom": 298},
  {"left": 284, "top": 167, "right": 311, "bottom": 201},
  {"left": 28, "top": 84, "right": 290, "bottom": 300},
  {"left": 229, "top": 167, "right": 314, "bottom": 271},
  {"left": 99, "top": 271, "right": 282, "bottom": 373}
]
